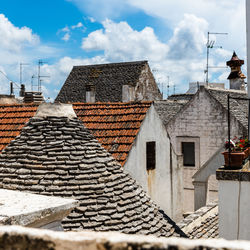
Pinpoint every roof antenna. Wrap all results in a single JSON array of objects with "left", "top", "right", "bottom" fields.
[
  {"left": 167, "top": 76, "right": 170, "bottom": 98},
  {"left": 205, "top": 31, "right": 228, "bottom": 83},
  {"left": 37, "top": 59, "right": 50, "bottom": 92},
  {"left": 20, "top": 62, "right": 29, "bottom": 86}
]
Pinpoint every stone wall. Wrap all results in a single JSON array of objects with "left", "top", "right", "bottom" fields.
[
  {"left": 134, "top": 63, "right": 162, "bottom": 101},
  {"left": 0, "top": 225, "right": 249, "bottom": 250},
  {"left": 167, "top": 88, "right": 244, "bottom": 212}
]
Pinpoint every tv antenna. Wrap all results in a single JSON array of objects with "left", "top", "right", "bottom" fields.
[
  {"left": 205, "top": 31, "right": 228, "bottom": 83},
  {"left": 20, "top": 62, "right": 29, "bottom": 85},
  {"left": 167, "top": 76, "right": 170, "bottom": 98},
  {"left": 37, "top": 59, "right": 50, "bottom": 92}
]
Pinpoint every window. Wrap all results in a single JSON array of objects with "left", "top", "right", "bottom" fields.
[
  {"left": 182, "top": 142, "right": 195, "bottom": 166},
  {"left": 146, "top": 141, "right": 156, "bottom": 170}
]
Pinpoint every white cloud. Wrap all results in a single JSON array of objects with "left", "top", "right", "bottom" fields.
[
  {"left": 168, "top": 14, "right": 208, "bottom": 59},
  {"left": 81, "top": 18, "right": 215, "bottom": 94},
  {"left": 62, "top": 33, "right": 70, "bottom": 41},
  {"left": 71, "top": 22, "right": 83, "bottom": 29},
  {"left": 0, "top": 14, "right": 39, "bottom": 52},
  {"left": 82, "top": 19, "right": 169, "bottom": 62}
]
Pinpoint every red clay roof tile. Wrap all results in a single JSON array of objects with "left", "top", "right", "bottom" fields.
[{"left": 0, "top": 102, "right": 152, "bottom": 166}]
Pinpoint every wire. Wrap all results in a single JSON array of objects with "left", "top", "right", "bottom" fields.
[{"left": 0, "top": 70, "right": 20, "bottom": 88}]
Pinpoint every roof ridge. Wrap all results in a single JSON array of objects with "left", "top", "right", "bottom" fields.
[{"left": 73, "top": 60, "right": 148, "bottom": 68}]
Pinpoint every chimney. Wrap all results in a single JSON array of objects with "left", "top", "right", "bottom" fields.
[
  {"left": 216, "top": 162, "right": 250, "bottom": 240},
  {"left": 19, "top": 84, "right": 25, "bottom": 97},
  {"left": 226, "top": 51, "right": 246, "bottom": 91},
  {"left": 23, "top": 92, "right": 44, "bottom": 104},
  {"left": 122, "top": 83, "right": 135, "bottom": 102},
  {"left": 86, "top": 83, "right": 95, "bottom": 103}
]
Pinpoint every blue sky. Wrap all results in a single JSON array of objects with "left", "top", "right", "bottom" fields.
[{"left": 0, "top": 0, "right": 246, "bottom": 100}]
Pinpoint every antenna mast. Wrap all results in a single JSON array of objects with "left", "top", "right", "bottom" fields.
[
  {"left": 205, "top": 32, "right": 228, "bottom": 83},
  {"left": 20, "top": 62, "right": 29, "bottom": 85},
  {"left": 37, "top": 59, "right": 50, "bottom": 92}
]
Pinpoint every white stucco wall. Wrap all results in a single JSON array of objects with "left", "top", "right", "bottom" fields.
[
  {"left": 123, "top": 105, "right": 182, "bottom": 221},
  {"left": 218, "top": 180, "right": 250, "bottom": 240},
  {"left": 167, "top": 88, "right": 245, "bottom": 212}
]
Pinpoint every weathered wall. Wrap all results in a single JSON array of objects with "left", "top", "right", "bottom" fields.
[
  {"left": 219, "top": 180, "right": 250, "bottom": 240},
  {"left": 167, "top": 88, "right": 244, "bottom": 212},
  {"left": 124, "top": 105, "right": 182, "bottom": 221},
  {"left": 134, "top": 64, "right": 162, "bottom": 101},
  {"left": 0, "top": 225, "right": 250, "bottom": 250}
]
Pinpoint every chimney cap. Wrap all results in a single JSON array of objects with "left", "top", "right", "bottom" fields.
[{"left": 35, "top": 103, "right": 77, "bottom": 119}]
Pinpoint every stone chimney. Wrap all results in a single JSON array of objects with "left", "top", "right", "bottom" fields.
[
  {"left": 226, "top": 51, "right": 246, "bottom": 91},
  {"left": 216, "top": 162, "right": 250, "bottom": 240},
  {"left": 86, "top": 83, "right": 95, "bottom": 103}
]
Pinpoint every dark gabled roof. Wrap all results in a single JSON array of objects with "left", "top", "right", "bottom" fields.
[
  {"left": 0, "top": 102, "right": 152, "bottom": 167},
  {"left": 154, "top": 100, "right": 188, "bottom": 127},
  {"left": 0, "top": 112, "right": 186, "bottom": 237},
  {"left": 205, "top": 88, "right": 248, "bottom": 129},
  {"left": 55, "top": 61, "right": 149, "bottom": 103},
  {"left": 167, "top": 93, "right": 194, "bottom": 101},
  {"left": 178, "top": 202, "right": 218, "bottom": 239}
]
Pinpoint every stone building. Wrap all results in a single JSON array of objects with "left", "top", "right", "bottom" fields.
[
  {"left": 55, "top": 61, "right": 162, "bottom": 103},
  {"left": 156, "top": 86, "right": 247, "bottom": 213},
  {"left": 0, "top": 101, "right": 183, "bottom": 221},
  {"left": 0, "top": 103, "right": 185, "bottom": 237}
]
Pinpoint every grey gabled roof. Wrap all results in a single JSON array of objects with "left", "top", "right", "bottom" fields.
[
  {"left": 154, "top": 100, "right": 189, "bottom": 127},
  {"left": 205, "top": 88, "right": 248, "bottom": 129},
  {"left": 0, "top": 114, "right": 186, "bottom": 237},
  {"left": 55, "top": 61, "right": 149, "bottom": 103},
  {"left": 178, "top": 202, "right": 218, "bottom": 239}
]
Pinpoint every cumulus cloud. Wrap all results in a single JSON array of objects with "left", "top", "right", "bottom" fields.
[
  {"left": 62, "top": 33, "right": 70, "bottom": 41},
  {"left": 0, "top": 14, "right": 39, "bottom": 52},
  {"left": 82, "top": 19, "right": 168, "bottom": 62},
  {"left": 71, "top": 22, "right": 83, "bottom": 29},
  {"left": 168, "top": 14, "right": 208, "bottom": 60}
]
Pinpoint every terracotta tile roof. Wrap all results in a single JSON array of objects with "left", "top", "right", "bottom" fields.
[
  {"left": 0, "top": 102, "right": 152, "bottom": 166},
  {"left": 0, "top": 103, "right": 38, "bottom": 152},
  {"left": 73, "top": 102, "right": 152, "bottom": 166}
]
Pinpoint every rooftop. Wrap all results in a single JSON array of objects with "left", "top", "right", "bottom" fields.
[
  {"left": 178, "top": 202, "right": 218, "bottom": 239},
  {"left": 55, "top": 61, "right": 151, "bottom": 103},
  {"left": 0, "top": 103, "right": 185, "bottom": 237},
  {"left": 0, "top": 102, "right": 152, "bottom": 166}
]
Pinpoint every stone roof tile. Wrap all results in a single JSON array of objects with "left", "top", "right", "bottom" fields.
[{"left": 0, "top": 112, "right": 186, "bottom": 237}]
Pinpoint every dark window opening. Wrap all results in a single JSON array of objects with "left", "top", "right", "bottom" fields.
[
  {"left": 182, "top": 142, "right": 195, "bottom": 166},
  {"left": 146, "top": 141, "right": 156, "bottom": 170}
]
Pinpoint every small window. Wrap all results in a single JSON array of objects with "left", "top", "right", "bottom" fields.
[
  {"left": 146, "top": 141, "right": 156, "bottom": 170},
  {"left": 182, "top": 142, "right": 195, "bottom": 166}
]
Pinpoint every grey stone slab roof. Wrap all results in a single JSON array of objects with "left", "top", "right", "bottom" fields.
[
  {"left": 167, "top": 94, "right": 194, "bottom": 101},
  {"left": 55, "top": 61, "right": 149, "bottom": 103},
  {"left": 0, "top": 115, "right": 186, "bottom": 237},
  {"left": 154, "top": 100, "right": 188, "bottom": 126},
  {"left": 178, "top": 202, "right": 218, "bottom": 239},
  {"left": 205, "top": 87, "right": 248, "bottom": 129}
]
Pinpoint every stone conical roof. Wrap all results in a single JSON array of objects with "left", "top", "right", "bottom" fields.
[{"left": 0, "top": 103, "right": 185, "bottom": 237}]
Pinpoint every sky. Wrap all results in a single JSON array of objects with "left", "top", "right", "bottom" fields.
[{"left": 0, "top": 0, "right": 246, "bottom": 100}]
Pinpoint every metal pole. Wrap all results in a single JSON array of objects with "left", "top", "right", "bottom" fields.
[
  {"left": 206, "top": 32, "right": 209, "bottom": 84},
  {"left": 227, "top": 94, "right": 231, "bottom": 168}
]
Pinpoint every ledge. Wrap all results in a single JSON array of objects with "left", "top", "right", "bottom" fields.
[{"left": 216, "top": 161, "right": 250, "bottom": 181}]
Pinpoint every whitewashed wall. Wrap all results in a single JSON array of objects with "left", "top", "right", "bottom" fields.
[
  {"left": 219, "top": 180, "right": 250, "bottom": 240},
  {"left": 124, "top": 105, "right": 182, "bottom": 221}
]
